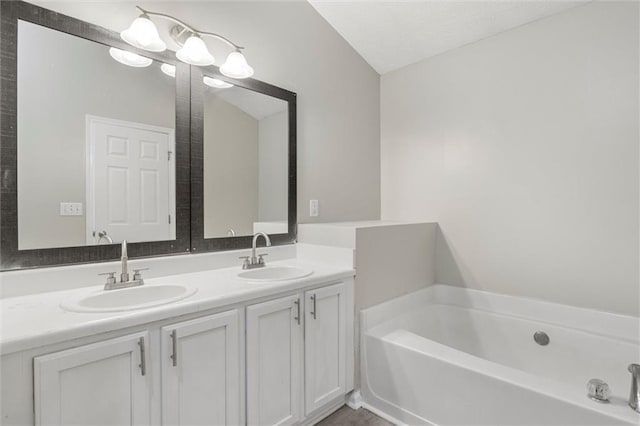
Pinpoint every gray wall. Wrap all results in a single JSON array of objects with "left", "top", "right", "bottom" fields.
[
  {"left": 17, "top": 20, "right": 174, "bottom": 250},
  {"left": 203, "top": 96, "right": 259, "bottom": 238},
  {"left": 381, "top": 2, "right": 639, "bottom": 315},
  {"left": 33, "top": 0, "right": 382, "bottom": 224},
  {"left": 258, "top": 111, "right": 288, "bottom": 222}
]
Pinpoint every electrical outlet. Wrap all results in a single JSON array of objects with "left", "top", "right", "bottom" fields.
[
  {"left": 60, "top": 202, "right": 83, "bottom": 216},
  {"left": 310, "top": 199, "right": 319, "bottom": 217}
]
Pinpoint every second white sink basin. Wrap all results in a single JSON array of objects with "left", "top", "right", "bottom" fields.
[
  {"left": 61, "top": 284, "right": 198, "bottom": 313},
  {"left": 236, "top": 266, "right": 313, "bottom": 282}
]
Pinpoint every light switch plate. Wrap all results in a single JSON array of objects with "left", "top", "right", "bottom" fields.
[
  {"left": 60, "top": 202, "right": 83, "bottom": 216},
  {"left": 310, "top": 199, "right": 319, "bottom": 217}
]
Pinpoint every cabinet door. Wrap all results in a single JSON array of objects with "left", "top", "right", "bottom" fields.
[
  {"left": 304, "top": 282, "right": 346, "bottom": 414},
  {"left": 34, "top": 332, "right": 150, "bottom": 426},
  {"left": 246, "top": 294, "right": 303, "bottom": 426},
  {"left": 161, "top": 310, "right": 241, "bottom": 426}
]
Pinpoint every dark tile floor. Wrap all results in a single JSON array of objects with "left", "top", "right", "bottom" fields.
[{"left": 316, "top": 406, "right": 393, "bottom": 426}]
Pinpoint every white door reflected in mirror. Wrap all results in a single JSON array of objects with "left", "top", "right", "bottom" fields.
[
  {"left": 16, "top": 20, "right": 176, "bottom": 250},
  {"left": 86, "top": 116, "right": 175, "bottom": 245}
]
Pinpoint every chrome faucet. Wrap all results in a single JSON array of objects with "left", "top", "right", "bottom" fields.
[
  {"left": 99, "top": 240, "right": 148, "bottom": 290},
  {"left": 120, "top": 240, "right": 129, "bottom": 283},
  {"left": 96, "top": 230, "right": 113, "bottom": 244},
  {"left": 240, "top": 232, "right": 272, "bottom": 269},
  {"left": 629, "top": 363, "right": 640, "bottom": 413}
]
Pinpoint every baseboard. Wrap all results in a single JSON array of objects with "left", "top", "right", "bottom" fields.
[
  {"left": 360, "top": 401, "right": 407, "bottom": 426},
  {"left": 346, "top": 390, "right": 363, "bottom": 410},
  {"left": 302, "top": 395, "right": 346, "bottom": 425}
]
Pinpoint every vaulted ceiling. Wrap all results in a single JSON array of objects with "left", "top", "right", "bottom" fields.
[{"left": 308, "top": 0, "right": 589, "bottom": 74}]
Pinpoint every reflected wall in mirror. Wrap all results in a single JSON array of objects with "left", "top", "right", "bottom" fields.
[
  {"left": 202, "top": 76, "right": 289, "bottom": 238},
  {"left": 17, "top": 20, "right": 176, "bottom": 250}
]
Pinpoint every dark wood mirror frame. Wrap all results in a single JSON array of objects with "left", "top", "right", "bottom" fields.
[
  {"left": 0, "top": 1, "right": 297, "bottom": 270},
  {"left": 190, "top": 67, "right": 297, "bottom": 253},
  {"left": 0, "top": 0, "right": 192, "bottom": 270}
]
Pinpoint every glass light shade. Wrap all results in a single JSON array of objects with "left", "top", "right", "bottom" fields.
[
  {"left": 109, "top": 48, "right": 153, "bottom": 68},
  {"left": 203, "top": 76, "right": 233, "bottom": 89},
  {"left": 176, "top": 35, "right": 215, "bottom": 66},
  {"left": 121, "top": 15, "right": 166, "bottom": 52},
  {"left": 161, "top": 63, "right": 176, "bottom": 77},
  {"left": 220, "top": 51, "right": 254, "bottom": 79}
]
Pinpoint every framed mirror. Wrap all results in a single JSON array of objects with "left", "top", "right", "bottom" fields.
[
  {"left": 190, "top": 67, "right": 297, "bottom": 252},
  {"left": 0, "top": 1, "right": 191, "bottom": 269}
]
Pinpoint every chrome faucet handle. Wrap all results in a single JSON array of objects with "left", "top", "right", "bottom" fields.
[
  {"left": 98, "top": 272, "right": 117, "bottom": 285},
  {"left": 257, "top": 253, "right": 268, "bottom": 264},
  {"left": 239, "top": 256, "right": 250, "bottom": 269},
  {"left": 132, "top": 268, "right": 149, "bottom": 281},
  {"left": 587, "top": 378, "right": 611, "bottom": 403}
]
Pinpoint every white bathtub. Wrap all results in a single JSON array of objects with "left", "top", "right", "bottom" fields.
[{"left": 360, "top": 285, "right": 640, "bottom": 425}]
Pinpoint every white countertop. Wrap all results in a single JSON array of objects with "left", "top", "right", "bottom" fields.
[{"left": 0, "top": 259, "right": 355, "bottom": 355}]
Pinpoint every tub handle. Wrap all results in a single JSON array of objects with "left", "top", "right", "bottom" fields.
[{"left": 310, "top": 294, "right": 317, "bottom": 320}]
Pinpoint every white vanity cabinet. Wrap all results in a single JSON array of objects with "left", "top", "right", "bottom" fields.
[
  {"left": 2, "top": 276, "right": 354, "bottom": 426},
  {"left": 33, "top": 331, "right": 151, "bottom": 426},
  {"left": 246, "top": 294, "right": 303, "bottom": 426},
  {"left": 161, "top": 310, "right": 241, "bottom": 426},
  {"left": 304, "top": 283, "right": 346, "bottom": 415},
  {"left": 246, "top": 281, "right": 350, "bottom": 426}
]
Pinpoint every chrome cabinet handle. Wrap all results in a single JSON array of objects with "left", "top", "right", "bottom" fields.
[
  {"left": 138, "top": 337, "right": 146, "bottom": 376},
  {"left": 170, "top": 329, "right": 178, "bottom": 367},
  {"left": 294, "top": 298, "right": 300, "bottom": 325},
  {"left": 310, "top": 294, "right": 317, "bottom": 320}
]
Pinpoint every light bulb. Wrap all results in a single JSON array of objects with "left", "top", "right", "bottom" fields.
[
  {"left": 109, "top": 47, "right": 153, "bottom": 68},
  {"left": 203, "top": 76, "right": 233, "bottom": 89},
  {"left": 121, "top": 15, "right": 166, "bottom": 52},
  {"left": 161, "top": 63, "right": 176, "bottom": 77},
  {"left": 220, "top": 50, "right": 254, "bottom": 79},
  {"left": 176, "top": 35, "right": 215, "bottom": 66}
]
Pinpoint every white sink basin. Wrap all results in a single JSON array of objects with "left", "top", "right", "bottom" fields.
[
  {"left": 236, "top": 266, "right": 313, "bottom": 282},
  {"left": 60, "top": 284, "right": 198, "bottom": 313}
]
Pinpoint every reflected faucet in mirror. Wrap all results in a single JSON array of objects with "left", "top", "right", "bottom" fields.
[
  {"left": 240, "top": 232, "right": 271, "bottom": 270},
  {"left": 96, "top": 230, "right": 113, "bottom": 245},
  {"left": 99, "top": 240, "right": 149, "bottom": 290}
]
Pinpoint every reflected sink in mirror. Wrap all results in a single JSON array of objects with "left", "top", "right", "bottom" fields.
[
  {"left": 236, "top": 266, "right": 313, "bottom": 282},
  {"left": 60, "top": 284, "right": 197, "bottom": 313}
]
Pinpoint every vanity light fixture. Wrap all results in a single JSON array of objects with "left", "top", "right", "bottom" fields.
[
  {"left": 160, "top": 63, "right": 176, "bottom": 77},
  {"left": 120, "top": 14, "right": 166, "bottom": 52},
  {"left": 122, "top": 6, "right": 254, "bottom": 78},
  {"left": 176, "top": 34, "right": 214, "bottom": 66},
  {"left": 219, "top": 50, "right": 254, "bottom": 79},
  {"left": 203, "top": 76, "right": 234, "bottom": 89},
  {"left": 109, "top": 47, "right": 153, "bottom": 67}
]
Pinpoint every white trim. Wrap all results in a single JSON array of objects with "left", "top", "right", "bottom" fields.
[
  {"left": 84, "top": 115, "right": 176, "bottom": 245},
  {"left": 346, "top": 390, "right": 363, "bottom": 410},
  {"left": 360, "top": 401, "right": 411, "bottom": 426}
]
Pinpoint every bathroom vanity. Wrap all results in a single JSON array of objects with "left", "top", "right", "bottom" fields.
[
  {"left": 0, "top": 2, "right": 354, "bottom": 425},
  {"left": 1, "top": 260, "right": 355, "bottom": 425}
]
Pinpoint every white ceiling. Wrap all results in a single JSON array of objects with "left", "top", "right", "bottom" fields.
[{"left": 308, "top": 0, "right": 588, "bottom": 74}]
